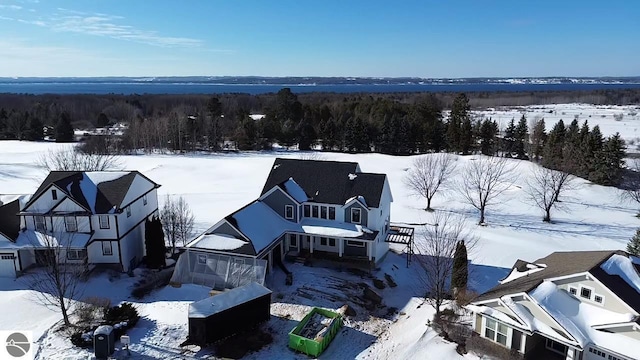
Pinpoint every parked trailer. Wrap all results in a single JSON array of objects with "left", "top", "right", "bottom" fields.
[
  {"left": 188, "top": 282, "right": 271, "bottom": 345},
  {"left": 289, "top": 307, "right": 343, "bottom": 357}
]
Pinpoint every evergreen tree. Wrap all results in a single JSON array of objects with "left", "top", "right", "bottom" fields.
[
  {"left": 530, "top": 118, "right": 547, "bottom": 162},
  {"left": 590, "top": 133, "right": 626, "bottom": 185},
  {"left": 542, "top": 120, "right": 566, "bottom": 170},
  {"left": 0, "top": 108, "right": 7, "bottom": 139},
  {"left": 97, "top": 112, "right": 110, "bottom": 128},
  {"left": 514, "top": 115, "right": 529, "bottom": 159},
  {"left": 460, "top": 116, "right": 473, "bottom": 155},
  {"left": 25, "top": 114, "right": 44, "bottom": 141},
  {"left": 563, "top": 119, "right": 581, "bottom": 173},
  {"left": 55, "top": 112, "right": 74, "bottom": 142},
  {"left": 144, "top": 216, "right": 166, "bottom": 269},
  {"left": 451, "top": 241, "right": 468, "bottom": 295},
  {"left": 479, "top": 119, "right": 498, "bottom": 155},
  {"left": 627, "top": 229, "right": 640, "bottom": 256},
  {"left": 296, "top": 120, "right": 316, "bottom": 150},
  {"left": 447, "top": 93, "right": 470, "bottom": 153},
  {"left": 320, "top": 118, "right": 338, "bottom": 150},
  {"left": 503, "top": 119, "right": 516, "bottom": 156}
]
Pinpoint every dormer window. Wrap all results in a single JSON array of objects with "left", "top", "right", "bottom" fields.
[
  {"left": 328, "top": 207, "right": 336, "bottom": 220},
  {"left": 303, "top": 205, "right": 310, "bottom": 217},
  {"left": 52, "top": 189, "right": 58, "bottom": 200},
  {"left": 351, "top": 208, "right": 361, "bottom": 224},
  {"left": 312, "top": 205, "right": 319, "bottom": 218},
  {"left": 285, "top": 205, "right": 294, "bottom": 220},
  {"left": 320, "top": 207, "right": 327, "bottom": 219}
]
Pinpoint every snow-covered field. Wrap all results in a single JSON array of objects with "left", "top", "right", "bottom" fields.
[{"left": 0, "top": 103, "right": 639, "bottom": 359}]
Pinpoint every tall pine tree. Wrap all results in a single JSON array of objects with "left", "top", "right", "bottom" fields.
[
  {"left": 542, "top": 120, "right": 566, "bottom": 170},
  {"left": 451, "top": 241, "right": 468, "bottom": 296},
  {"left": 530, "top": 118, "right": 547, "bottom": 162},
  {"left": 514, "top": 115, "right": 529, "bottom": 159},
  {"left": 627, "top": 229, "right": 640, "bottom": 256},
  {"left": 447, "top": 93, "right": 470, "bottom": 153},
  {"left": 55, "top": 112, "right": 74, "bottom": 142}
]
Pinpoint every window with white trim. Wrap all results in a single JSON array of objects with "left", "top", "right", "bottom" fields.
[
  {"left": 143, "top": 194, "right": 148, "bottom": 206},
  {"left": 328, "top": 207, "right": 335, "bottom": 220},
  {"left": 320, "top": 237, "right": 327, "bottom": 246},
  {"left": 312, "top": 205, "right": 319, "bottom": 218},
  {"left": 99, "top": 215, "right": 110, "bottom": 229},
  {"left": 329, "top": 238, "right": 336, "bottom": 247},
  {"left": 351, "top": 208, "right": 361, "bottom": 224},
  {"left": 545, "top": 339, "right": 567, "bottom": 356},
  {"left": 35, "top": 216, "right": 46, "bottom": 231},
  {"left": 484, "top": 318, "right": 508, "bottom": 346},
  {"left": 568, "top": 286, "right": 578, "bottom": 295},
  {"left": 320, "top": 206, "right": 327, "bottom": 219},
  {"left": 303, "top": 205, "right": 311, "bottom": 217},
  {"left": 126, "top": 206, "right": 131, "bottom": 218},
  {"left": 102, "top": 241, "right": 113, "bottom": 256},
  {"left": 65, "top": 216, "right": 77, "bottom": 232},
  {"left": 589, "top": 347, "right": 607, "bottom": 358},
  {"left": 594, "top": 294, "right": 604, "bottom": 304},
  {"left": 346, "top": 240, "right": 365, "bottom": 247},
  {"left": 289, "top": 234, "right": 298, "bottom": 248},
  {"left": 67, "top": 249, "right": 87, "bottom": 260},
  {"left": 285, "top": 205, "right": 294, "bottom": 220},
  {"left": 580, "top": 287, "right": 592, "bottom": 299}
]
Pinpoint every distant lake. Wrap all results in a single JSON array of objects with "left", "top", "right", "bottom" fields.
[{"left": 1, "top": 82, "right": 640, "bottom": 95}]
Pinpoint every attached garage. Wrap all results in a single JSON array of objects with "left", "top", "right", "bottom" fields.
[{"left": 0, "top": 252, "right": 17, "bottom": 278}]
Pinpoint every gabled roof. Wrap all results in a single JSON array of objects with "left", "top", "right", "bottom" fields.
[
  {"left": 261, "top": 158, "right": 387, "bottom": 208},
  {"left": 23, "top": 171, "right": 158, "bottom": 214},
  {"left": 0, "top": 195, "right": 28, "bottom": 241},
  {"left": 474, "top": 251, "right": 619, "bottom": 303}
]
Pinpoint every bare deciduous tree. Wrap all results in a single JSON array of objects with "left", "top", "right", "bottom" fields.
[
  {"left": 526, "top": 166, "right": 575, "bottom": 222},
  {"left": 457, "top": 156, "right": 519, "bottom": 225},
  {"left": 26, "top": 219, "right": 86, "bottom": 326},
  {"left": 298, "top": 152, "right": 326, "bottom": 161},
  {"left": 161, "top": 195, "right": 195, "bottom": 255},
  {"left": 622, "top": 159, "right": 640, "bottom": 216},
  {"left": 37, "top": 146, "right": 122, "bottom": 173},
  {"left": 415, "top": 212, "right": 477, "bottom": 317},
  {"left": 404, "top": 153, "right": 457, "bottom": 211}
]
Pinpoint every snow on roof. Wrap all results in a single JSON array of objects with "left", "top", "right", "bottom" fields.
[
  {"left": 188, "top": 233, "right": 248, "bottom": 251},
  {"left": 466, "top": 304, "right": 524, "bottom": 329},
  {"left": 500, "top": 264, "right": 547, "bottom": 284},
  {"left": 231, "top": 201, "right": 294, "bottom": 254},
  {"left": 631, "top": 256, "right": 640, "bottom": 266},
  {"left": 348, "top": 173, "right": 357, "bottom": 180},
  {"left": 345, "top": 195, "right": 367, "bottom": 207},
  {"left": 249, "top": 114, "right": 266, "bottom": 121},
  {"left": 189, "top": 282, "right": 271, "bottom": 318},
  {"left": 14, "top": 230, "right": 92, "bottom": 248},
  {"left": 78, "top": 172, "right": 130, "bottom": 213},
  {"left": 300, "top": 218, "right": 370, "bottom": 238},
  {"left": 282, "top": 178, "right": 308, "bottom": 203},
  {"left": 0, "top": 194, "right": 30, "bottom": 207},
  {"left": 601, "top": 254, "right": 640, "bottom": 294},
  {"left": 530, "top": 281, "right": 639, "bottom": 358}
]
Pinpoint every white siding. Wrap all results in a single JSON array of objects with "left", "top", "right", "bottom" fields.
[
  {"left": 51, "top": 198, "right": 86, "bottom": 213},
  {"left": 119, "top": 224, "right": 145, "bottom": 272},
  {"left": 87, "top": 240, "right": 120, "bottom": 265},
  {"left": 23, "top": 185, "right": 63, "bottom": 213},
  {"left": 91, "top": 215, "right": 117, "bottom": 239},
  {"left": 120, "top": 175, "right": 156, "bottom": 207},
  {"left": 116, "top": 188, "right": 158, "bottom": 272}
]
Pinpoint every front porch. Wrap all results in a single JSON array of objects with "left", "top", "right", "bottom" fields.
[{"left": 282, "top": 233, "right": 376, "bottom": 267}]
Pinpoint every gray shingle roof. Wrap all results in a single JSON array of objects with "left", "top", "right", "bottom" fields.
[
  {"left": 261, "top": 158, "right": 387, "bottom": 208},
  {"left": 474, "top": 250, "right": 618, "bottom": 303}
]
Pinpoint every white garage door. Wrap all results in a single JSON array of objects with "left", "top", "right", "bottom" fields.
[{"left": 0, "top": 254, "right": 17, "bottom": 278}]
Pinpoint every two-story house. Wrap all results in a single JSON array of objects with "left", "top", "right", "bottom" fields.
[
  {"left": 185, "top": 158, "right": 401, "bottom": 275},
  {"left": 469, "top": 250, "right": 640, "bottom": 360},
  {"left": 1, "top": 171, "right": 160, "bottom": 276}
]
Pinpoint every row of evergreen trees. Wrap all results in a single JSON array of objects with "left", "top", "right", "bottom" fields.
[{"left": 0, "top": 108, "right": 75, "bottom": 142}]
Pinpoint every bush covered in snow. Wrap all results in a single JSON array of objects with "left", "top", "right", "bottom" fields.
[{"left": 69, "top": 302, "right": 140, "bottom": 349}]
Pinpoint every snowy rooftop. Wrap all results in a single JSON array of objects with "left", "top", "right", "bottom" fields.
[
  {"left": 187, "top": 233, "right": 248, "bottom": 251},
  {"left": 281, "top": 178, "right": 308, "bottom": 203},
  {"left": 189, "top": 282, "right": 271, "bottom": 318}
]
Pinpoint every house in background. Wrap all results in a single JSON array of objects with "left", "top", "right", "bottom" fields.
[
  {"left": 0, "top": 171, "right": 160, "bottom": 277},
  {"left": 185, "top": 158, "right": 412, "bottom": 275},
  {"left": 0, "top": 195, "right": 29, "bottom": 277},
  {"left": 469, "top": 250, "right": 640, "bottom": 360}
]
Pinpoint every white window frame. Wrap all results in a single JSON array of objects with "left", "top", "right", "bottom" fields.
[
  {"left": 284, "top": 205, "right": 294, "bottom": 220},
  {"left": 320, "top": 206, "right": 327, "bottom": 219},
  {"left": 303, "top": 204, "right": 311, "bottom": 217},
  {"left": 143, "top": 194, "right": 148, "bottom": 206},
  {"left": 312, "top": 205, "right": 319, "bottom": 218},
  {"left": 320, "top": 237, "right": 327, "bottom": 246},
  {"left": 579, "top": 285, "right": 593, "bottom": 300},
  {"left": 288, "top": 234, "right": 298, "bottom": 248},
  {"left": 351, "top": 208, "right": 361, "bottom": 224},
  {"left": 102, "top": 241, "right": 113, "bottom": 256},
  {"left": 594, "top": 293, "right": 605, "bottom": 305},
  {"left": 329, "top": 238, "right": 336, "bottom": 247},
  {"left": 35, "top": 216, "right": 46, "bottom": 231},
  {"left": 483, "top": 317, "right": 509, "bottom": 347},
  {"left": 126, "top": 206, "right": 131, "bottom": 218},
  {"left": 568, "top": 285, "right": 578, "bottom": 296},
  {"left": 99, "top": 215, "right": 110, "bottom": 229},
  {"left": 346, "top": 240, "right": 365, "bottom": 247},
  {"left": 67, "top": 249, "right": 86, "bottom": 260},
  {"left": 545, "top": 339, "right": 567, "bottom": 356},
  {"left": 328, "top": 207, "right": 336, "bottom": 220},
  {"left": 197, "top": 254, "right": 207, "bottom": 265},
  {"left": 65, "top": 216, "right": 77, "bottom": 232}
]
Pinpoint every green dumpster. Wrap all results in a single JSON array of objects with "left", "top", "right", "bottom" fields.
[{"left": 288, "top": 307, "right": 343, "bottom": 357}]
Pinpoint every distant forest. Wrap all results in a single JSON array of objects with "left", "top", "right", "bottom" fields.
[{"left": 0, "top": 88, "right": 636, "bottom": 186}]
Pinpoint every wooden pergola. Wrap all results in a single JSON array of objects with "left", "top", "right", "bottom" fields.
[{"left": 385, "top": 224, "right": 415, "bottom": 267}]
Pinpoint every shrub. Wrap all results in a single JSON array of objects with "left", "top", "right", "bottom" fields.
[
  {"left": 70, "top": 328, "right": 94, "bottom": 348},
  {"left": 455, "top": 290, "right": 479, "bottom": 307},
  {"left": 131, "top": 268, "right": 173, "bottom": 299},
  {"left": 467, "top": 335, "right": 523, "bottom": 360},
  {"left": 76, "top": 297, "right": 112, "bottom": 325},
  {"left": 103, "top": 302, "right": 140, "bottom": 328}
]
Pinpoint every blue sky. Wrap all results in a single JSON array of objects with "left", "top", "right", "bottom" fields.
[{"left": 0, "top": 0, "right": 638, "bottom": 77}]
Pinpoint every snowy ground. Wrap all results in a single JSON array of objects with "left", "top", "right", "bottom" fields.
[{"left": 1, "top": 103, "right": 639, "bottom": 359}]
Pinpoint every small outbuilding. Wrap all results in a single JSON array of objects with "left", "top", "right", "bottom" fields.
[{"left": 188, "top": 282, "right": 272, "bottom": 345}]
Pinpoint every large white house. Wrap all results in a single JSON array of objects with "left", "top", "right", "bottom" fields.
[
  {"left": 469, "top": 250, "right": 640, "bottom": 360},
  {"left": 0, "top": 171, "right": 160, "bottom": 277},
  {"left": 185, "top": 158, "right": 411, "bottom": 273}
]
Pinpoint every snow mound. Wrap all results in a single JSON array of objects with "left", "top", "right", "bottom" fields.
[
  {"left": 600, "top": 254, "right": 640, "bottom": 293},
  {"left": 500, "top": 263, "right": 547, "bottom": 284}
]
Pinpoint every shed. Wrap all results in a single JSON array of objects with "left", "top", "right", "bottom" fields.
[{"left": 188, "top": 282, "right": 272, "bottom": 344}]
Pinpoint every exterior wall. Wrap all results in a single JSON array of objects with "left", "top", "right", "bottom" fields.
[
  {"left": 23, "top": 185, "right": 62, "bottom": 213},
  {"left": 554, "top": 276, "right": 631, "bottom": 314},
  {"left": 604, "top": 326, "right": 640, "bottom": 341},
  {"left": 51, "top": 198, "right": 85, "bottom": 213},
  {"left": 18, "top": 249, "right": 35, "bottom": 270},
  {"left": 344, "top": 202, "right": 368, "bottom": 227},
  {"left": 23, "top": 215, "right": 90, "bottom": 233},
  {"left": 373, "top": 234, "right": 389, "bottom": 262},
  {"left": 120, "top": 174, "right": 156, "bottom": 207},
  {"left": 312, "top": 236, "right": 339, "bottom": 253},
  {"left": 212, "top": 222, "right": 246, "bottom": 239},
  {"left": 91, "top": 215, "right": 118, "bottom": 239},
  {"left": 516, "top": 299, "right": 571, "bottom": 340},
  {"left": 87, "top": 240, "right": 120, "bottom": 265},
  {"left": 119, "top": 222, "right": 145, "bottom": 272},
  {"left": 262, "top": 189, "right": 298, "bottom": 222},
  {"left": 115, "top": 188, "right": 158, "bottom": 272},
  {"left": 475, "top": 314, "right": 483, "bottom": 333},
  {"left": 524, "top": 334, "right": 543, "bottom": 353},
  {"left": 117, "top": 188, "right": 158, "bottom": 238}
]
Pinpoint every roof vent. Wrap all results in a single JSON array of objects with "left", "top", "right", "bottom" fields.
[{"left": 348, "top": 173, "right": 357, "bottom": 180}]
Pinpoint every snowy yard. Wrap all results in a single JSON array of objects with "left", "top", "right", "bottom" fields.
[{"left": 1, "top": 103, "right": 639, "bottom": 359}]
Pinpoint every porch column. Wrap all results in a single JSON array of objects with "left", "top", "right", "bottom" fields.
[
  {"left": 368, "top": 241, "right": 372, "bottom": 261},
  {"left": 338, "top": 238, "right": 343, "bottom": 257},
  {"left": 310, "top": 236, "right": 314, "bottom": 254},
  {"left": 268, "top": 250, "right": 273, "bottom": 273},
  {"left": 566, "top": 348, "right": 576, "bottom": 360}
]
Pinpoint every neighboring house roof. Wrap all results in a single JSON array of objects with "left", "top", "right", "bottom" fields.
[
  {"left": 261, "top": 158, "right": 387, "bottom": 208},
  {"left": 189, "top": 199, "right": 377, "bottom": 257},
  {"left": 0, "top": 195, "right": 29, "bottom": 241},
  {"left": 474, "top": 250, "right": 617, "bottom": 303},
  {"left": 23, "top": 171, "right": 159, "bottom": 214}
]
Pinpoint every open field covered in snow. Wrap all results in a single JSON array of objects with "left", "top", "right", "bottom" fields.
[{"left": 1, "top": 103, "right": 639, "bottom": 359}]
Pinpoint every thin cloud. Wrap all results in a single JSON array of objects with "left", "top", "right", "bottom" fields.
[
  {"left": 0, "top": 4, "right": 23, "bottom": 10},
  {"left": 47, "top": 8, "right": 203, "bottom": 48}
]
